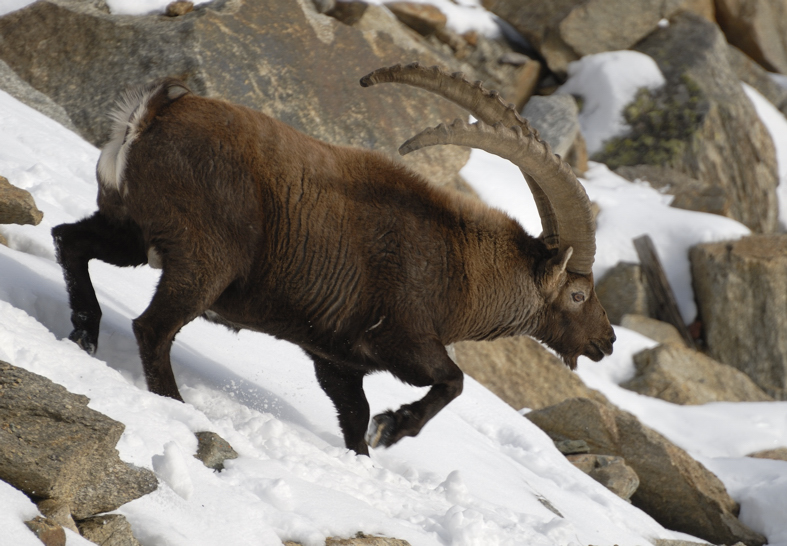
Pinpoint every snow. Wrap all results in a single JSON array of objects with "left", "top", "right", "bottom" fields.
[
  {"left": 557, "top": 51, "right": 666, "bottom": 156},
  {"left": 0, "top": 5, "right": 786, "bottom": 545}
]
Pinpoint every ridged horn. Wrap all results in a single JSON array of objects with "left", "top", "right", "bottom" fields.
[
  {"left": 400, "top": 119, "right": 596, "bottom": 275},
  {"left": 361, "top": 62, "right": 559, "bottom": 251},
  {"left": 361, "top": 62, "right": 596, "bottom": 274}
]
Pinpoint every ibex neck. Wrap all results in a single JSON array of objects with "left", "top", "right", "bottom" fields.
[{"left": 441, "top": 211, "right": 547, "bottom": 343}]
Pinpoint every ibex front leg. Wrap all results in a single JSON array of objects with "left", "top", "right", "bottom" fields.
[
  {"left": 52, "top": 212, "right": 147, "bottom": 354},
  {"left": 366, "top": 338, "right": 464, "bottom": 449}
]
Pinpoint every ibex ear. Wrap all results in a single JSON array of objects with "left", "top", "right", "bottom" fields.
[
  {"left": 542, "top": 246, "right": 573, "bottom": 290},
  {"left": 167, "top": 83, "right": 190, "bottom": 101}
]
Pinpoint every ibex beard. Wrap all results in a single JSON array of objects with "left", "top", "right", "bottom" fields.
[{"left": 52, "top": 63, "right": 615, "bottom": 456}]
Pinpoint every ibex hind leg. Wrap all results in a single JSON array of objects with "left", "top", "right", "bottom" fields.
[
  {"left": 52, "top": 212, "right": 147, "bottom": 355},
  {"left": 132, "top": 259, "right": 235, "bottom": 401},
  {"left": 311, "top": 354, "right": 371, "bottom": 456},
  {"left": 366, "top": 339, "right": 463, "bottom": 449}
]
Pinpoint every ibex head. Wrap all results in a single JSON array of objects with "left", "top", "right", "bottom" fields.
[{"left": 362, "top": 63, "right": 615, "bottom": 369}]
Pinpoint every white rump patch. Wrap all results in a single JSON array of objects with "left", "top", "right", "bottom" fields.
[{"left": 97, "top": 83, "right": 164, "bottom": 193}]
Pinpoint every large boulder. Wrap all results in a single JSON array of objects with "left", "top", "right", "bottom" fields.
[
  {"left": 453, "top": 336, "right": 607, "bottom": 411},
  {"left": 715, "top": 0, "right": 787, "bottom": 75},
  {"left": 526, "top": 397, "right": 767, "bottom": 546},
  {"left": 0, "top": 60, "right": 77, "bottom": 132},
  {"left": 0, "top": 361, "right": 157, "bottom": 520},
  {"left": 0, "top": 0, "right": 473, "bottom": 190},
  {"left": 690, "top": 235, "right": 787, "bottom": 400},
  {"left": 623, "top": 344, "right": 774, "bottom": 404},
  {"left": 481, "top": 0, "right": 713, "bottom": 77},
  {"left": 521, "top": 94, "right": 587, "bottom": 173},
  {"left": 596, "top": 12, "right": 779, "bottom": 233}
]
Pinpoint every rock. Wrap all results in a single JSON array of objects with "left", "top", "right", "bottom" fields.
[
  {"left": 0, "top": 361, "right": 157, "bottom": 519},
  {"left": 24, "top": 516, "right": 66, "bottom": 546},
  {"left": 620, "top": 315, "right": 686, "bottom": 347},
  {"left": 595, "top": 262, "right": 654, "bottom": 325},
  {"left": 602, "top": 12, "right": 780, "bottom": 234},
  {"left": 453, "top": 336, "right": 607, "bottom": 411},
  {"left": 566, "top": 453, "right": 640, "bottom": 501},
  {"left": 715, "top": 0, "right": 787, "bottom": 75},
  {"left": 0, "top": 175, "right": 43, "bottom": 226},
  {"left": 37, "top": 499, "right": 79, "bottom": 534},
  {"left": 77, "top": 514, "right": 142, "bottom": 546},
  {"left": 384, "top": 2, "right": 446, "bottom": 36},
  {"left": 727, "top": 44, "right": 787, "bottom": 117},
  {"left": 747, "top": 448, "right": 787, "bottom": 462},
  {"left": 614, "top": 165, "right": 731, "bottom": 219},
  {"left": 326, "top": 534, "right": 411, "bottom": 545},
  {"left": 165, "top": 1, "right": 194, "bottom": 17},
  {"left": 623, "top": 344, "right": 774, "bottom": 404},
  {"left": 324, "top": 1, "right": 369, "bottom": 26},
  {"left": 691, "top": 235, "right": 787, "bottom": 400},
  {"left": 555, "top": 439, "right": 590, "bottom": 455},
  {"left": 522, "top": 94, "right": 587, "bottom": 172},
  {"left": 194, "top": 431, "right": 238, "bottom": 471},
  {"left": 0, "top": 0, "right": 471, "bottom": 192},
  {"left": 481, "top": 0, "right": 713, "bottom": 77},
  {"left": 0, "top": 60, "right": 78, "bottom": 132},
  {"left": 526, "top": 398, "right": 766, "bottom": 546}
]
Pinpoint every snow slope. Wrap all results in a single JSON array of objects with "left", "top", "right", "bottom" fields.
[{"left": 0, "top": 8, "right": 786, "bottom": 546}]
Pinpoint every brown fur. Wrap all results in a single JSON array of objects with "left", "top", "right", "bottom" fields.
[{"left": 52, "top": 80, "right": 615, "bottom": 455}]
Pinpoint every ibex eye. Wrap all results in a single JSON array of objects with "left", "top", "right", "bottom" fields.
[{"left": 572, "top": 292, "right": 585, "bottom": 303}]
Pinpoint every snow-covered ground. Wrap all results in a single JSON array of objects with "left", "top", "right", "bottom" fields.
[{"left": 1, "top": 2, "right": 787, "bottom": 545}]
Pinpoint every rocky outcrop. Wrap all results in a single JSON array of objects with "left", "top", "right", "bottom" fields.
[
  {"left": 595, "top": 262, "right": 654, "bottom": 325},
  {"left": 481, "top": 0, "right": 713, "bottom": 77},
  {"left": 453, "top": 336, "right": 607, "bottom": 411},
  {"left": 0, "top": 0, "right": 472, "bottom": 191},
  {"left": 691, "top": 235, "right": 787, "bottom": 400},
  {"left": 0, "top": 361, "right": 156, "bottom": 532},
  {"left": 596, "top": 13, "right": 779, "bottom": 233},
  {"left": 0, "top": 175, "right": 43, "bottom": 228},
  {"left": 715, "top": 0, "right": 787, "bottom": 75},
  {"left": 526, "top": 397, "right": 767, "bottom": 546},
  {"left": 623, "top": 344, "right": 774, "bottom": 404}
]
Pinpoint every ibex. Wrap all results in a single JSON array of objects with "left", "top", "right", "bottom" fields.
[{"left": 53, "top": 63, "right": 615, "bottom": 455}]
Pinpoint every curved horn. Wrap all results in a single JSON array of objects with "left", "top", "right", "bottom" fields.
[
  {"left": 361, "top": 62, "right": 560, "bottom": 250},
  {"left": 361, "top": 62, "right": 596, "bottom": 274},
  {"left": 400, "top": 119, "right": 596, "bottom": 275}
]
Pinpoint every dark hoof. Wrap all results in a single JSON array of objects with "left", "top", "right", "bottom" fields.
[
  {"left": 68, "top": 329, "right": 97, "bottom": 356},
  {"left": 365, "top": 411, "right": 396, "bottom": 449}
]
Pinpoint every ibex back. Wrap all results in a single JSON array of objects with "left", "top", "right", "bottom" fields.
[{"left": 53, "top": 63, "right": 615, "bottom": 455}]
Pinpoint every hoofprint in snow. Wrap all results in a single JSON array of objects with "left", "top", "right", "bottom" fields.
[{"left": 1, "top": 41, "right": 787, "bottom": 546}]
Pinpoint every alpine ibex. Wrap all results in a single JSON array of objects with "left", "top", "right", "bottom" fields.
[{"left": 53, "top": 63, "right": 615, "bottom": 455}]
